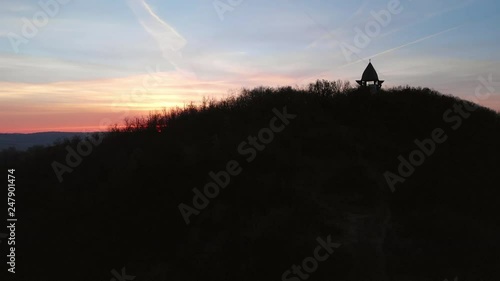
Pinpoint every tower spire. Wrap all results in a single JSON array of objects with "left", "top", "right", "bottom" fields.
[{"left": 356, "top": 61, "right": 384, "bottom": 93}]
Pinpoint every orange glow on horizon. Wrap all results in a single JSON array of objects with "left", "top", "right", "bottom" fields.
[
  {"left": 0, "top": 71, "right": 303, "bottom": 133},
  {"left": 1, "top": 70, "right": 498, "bottom": 133}
]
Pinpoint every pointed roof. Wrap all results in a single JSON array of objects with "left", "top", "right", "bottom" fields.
[{"left": 361, "top": 62, "right": 379, "bottom": 81}]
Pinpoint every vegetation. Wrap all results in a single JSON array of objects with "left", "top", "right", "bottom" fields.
[{"left": 1, "top": 81, "right": 499, "bottom": 281}]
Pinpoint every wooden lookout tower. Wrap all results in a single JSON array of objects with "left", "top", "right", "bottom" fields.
[{"left": 356, "top": 60, "right": 384, "bottom": 92}]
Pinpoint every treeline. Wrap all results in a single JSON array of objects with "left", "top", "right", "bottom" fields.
[{"left": 1, "top": 81, "right": 499, "bottom": 281}]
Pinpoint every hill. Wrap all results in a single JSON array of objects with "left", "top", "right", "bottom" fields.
[
  {"left": 0, "top": 132, "right": 90, "bottom": 151},
  {"left": 1, "top": 81, "right": 499, "bottom": 281}
]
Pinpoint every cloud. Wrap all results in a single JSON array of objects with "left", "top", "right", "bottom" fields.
[
  {"left": 126, "top": 0, "right": 190, "bottom": 74},
  {"left": 0, "top": 54, "right": 136, "bottom": 83},
  {"left": 0, "top": 67, "right": 304, "bottom": 132},
  {"left": 339, "top": 25, "right": 462, "bottom": 69}
]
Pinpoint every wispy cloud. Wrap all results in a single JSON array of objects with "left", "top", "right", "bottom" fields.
[
  {"left": 126, "top": 0, "right": 189, "bottom": 74},
  {"left": 339, "top": 25, "right": 462, "bottom": 69},
  {"left": 0, "top": 68, "right": 303, "bottom": 132},
  {"left": 0, "top": 0, "right": 498, "bottom": 132},
  {"left": 0, "top": 54, "right": 135, "bottom": 83}
]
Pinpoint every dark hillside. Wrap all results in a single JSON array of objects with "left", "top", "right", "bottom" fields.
[{"left": 2, "top": 81, "right": 499, "bottom": 281}]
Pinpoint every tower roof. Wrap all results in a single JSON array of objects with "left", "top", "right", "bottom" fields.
[{"left": 361, "top": 62, "right": 379, "bottom": 81}]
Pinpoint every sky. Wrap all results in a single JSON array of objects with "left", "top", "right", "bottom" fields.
[{"left": 0, "top": 0, "right": 499, "bottom": 133}]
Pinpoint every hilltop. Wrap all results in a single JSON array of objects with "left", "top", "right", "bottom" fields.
[{"left": 1, "top": 81, "right": 499, "bottom": 281}]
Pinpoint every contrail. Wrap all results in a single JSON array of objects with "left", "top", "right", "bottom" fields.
[
  {"left": 340, "top": 25, "right": 462, "bottom": 69},
  {"left": 127, "top": 0, "right": 188, "bottom": 71},
  {"left": 295, "top": 25, "right": 461, "bottom": 84}
]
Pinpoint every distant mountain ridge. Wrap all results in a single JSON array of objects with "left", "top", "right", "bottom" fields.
[{"left": 0, "top": 132, "right": 92, "bottom": 151}]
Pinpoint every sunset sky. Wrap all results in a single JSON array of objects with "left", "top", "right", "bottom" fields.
[{"left": 1, "top": 0, "right": 499, "bottom": 133}]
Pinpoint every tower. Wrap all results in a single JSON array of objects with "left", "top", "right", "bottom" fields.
[{"left": 356, "top": 60, "right": 384, "bottom": 93}]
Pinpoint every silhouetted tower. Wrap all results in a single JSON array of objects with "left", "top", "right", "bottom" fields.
[{"left": 356, "top": 60, "right": 384, "bottom": 93}]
